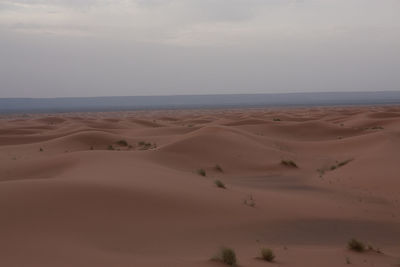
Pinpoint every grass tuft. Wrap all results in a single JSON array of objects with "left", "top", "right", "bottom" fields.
[
  {"left": 137, "top": 141, "right": 155, "bottom": 150},
  {"left": 214, "top": 180, "right": 226, "bottom": 189},
  {"left": 338, "top": 159, "right": 352, "bottom": 167},
  {"left": 215, "top": 247, "right": 237, "bottom": 266},
  {"left": 116, "top": 140, "right": 128, "bottom": 146},
  {"left": 348, "top": 238, "right": 365, "bottom": 252},
  {"left": 330, "top": 159, "right": 353, "bottom": 171},
  {"left": 197, "top": 169, "right": 206, "bottom": 176},
  {"left": 261, "top": 248, "right": 275, "bottom": 262},
  {"left": 281, "top": 160, "right": 298, "bottom": 168}
]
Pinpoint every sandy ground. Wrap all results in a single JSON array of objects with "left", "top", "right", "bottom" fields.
[{"left": 0, "top": 106, "right": 400, "bottom": 267}]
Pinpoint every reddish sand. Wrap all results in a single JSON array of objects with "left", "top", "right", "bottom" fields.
[{"left": 0, "top": 106, "right": 400, "bottom": 266}]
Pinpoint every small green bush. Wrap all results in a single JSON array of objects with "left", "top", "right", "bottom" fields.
[
  {"left": 215, "top": 180, "right": 226, "bottom": 189},
  {"left": 281, "top": 160, "right": 298, "bottom": 168},
  {"left": 261, "top": 248, "right": 275, "bottom": 262},
  {"left": 218, "top": 247, "right": 237, "bottom": 266},
  {"left": 116, "top": 140, "right": 128, "bottom": 146},
  {"left": 197, "top": 169, "right": 206, "bottom": 176},
  {"left": 137, "top": 141, "right": 154, "bottom": 150},
  {"left": 348, "top": 238, "right": 365, "bottom": 252}
]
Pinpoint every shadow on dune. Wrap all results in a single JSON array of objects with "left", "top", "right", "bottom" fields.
[
  {"left": 262, "top": 218, "right": 400, "bottom": 246},
  {"left": 230, "top": 175, "right": 329, "bottom": 192}
]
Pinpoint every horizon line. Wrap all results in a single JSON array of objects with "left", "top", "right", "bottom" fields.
[{"left": 2, "top": 90, "right": 400, "bottom": 99}]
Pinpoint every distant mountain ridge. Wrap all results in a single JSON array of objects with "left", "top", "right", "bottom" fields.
[{"left": 1, "top": 91, "right": 400, "bottom": 114}]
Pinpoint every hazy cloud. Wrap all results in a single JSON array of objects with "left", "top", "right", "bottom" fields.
[{"left": 0, "top": 0, "right": 399, "bottom": 97}]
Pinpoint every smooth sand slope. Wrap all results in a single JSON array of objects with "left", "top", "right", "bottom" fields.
[{"left": 0, "top": 106, "right": 400, "bottom": 267}]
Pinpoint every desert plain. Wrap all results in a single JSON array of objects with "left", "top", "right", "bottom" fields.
[{"left": 0, "top": 105, "right": 400, "bottom": 267}]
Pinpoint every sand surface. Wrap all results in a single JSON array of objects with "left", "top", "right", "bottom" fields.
[{"left": 1, "top": 106, "right": 400, "bottom": 266}]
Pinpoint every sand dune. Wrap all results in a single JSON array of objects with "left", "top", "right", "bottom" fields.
[{"left": 0, "top": 106, "right": 399, "bottom": 266}]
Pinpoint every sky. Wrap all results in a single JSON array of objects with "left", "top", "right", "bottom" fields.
[{"left": 0, "top": 0, "right": 399, "bottom": 98}]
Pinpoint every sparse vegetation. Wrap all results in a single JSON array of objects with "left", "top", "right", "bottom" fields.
[
  {"left": 116, "top": 140, "right": 128, "bottom": 146},
  {"left": 137, "top": 141, "right": 156, "bottom": 150},
  {"left": 367, "top": 244, "right": 383, "bottom": 254},
  {"left": 215, "top": 180, "right": 226, "bottom": 189},
  {"left": 261, "top": 248, "right": 275, "bottom": 262},
  {"left": 39, "top": 148, "right": 43, "bottom": 152},
  {"left": 319, "top": 159, "right": 353, "bottom": 177},
  {"left": 273, "top": 118, "right": 281, "bottom": 121},
  {"left": 107, "top": 145, "right": 115, "bottom": 150},
  {"left": 338, "top": 159, "right": 352, "bottom": 167},
  {"left": 348, "top": 238, "right": 366, "bottom": 252},
  {"left": 215, "top": 164, "right": 223, "bottom": 172},
  {"left": 197, "top": 169, "right": 206, "bottom": 176},
  {"left": 214, "top": 247, "right": 237, "bottom": 266},
  {"left": 281, "top": 160, "right": 298, "bottom": 168},
  {"left": 330, "top": 159, "right": 353, "bottom": 171},
  {"left": 244, "top": 195, "right": 255, "bottom": 207}
]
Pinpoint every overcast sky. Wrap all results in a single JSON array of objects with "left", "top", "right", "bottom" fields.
[{"left": 0, "top": 0, "right": 399, "bottom": 97}]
